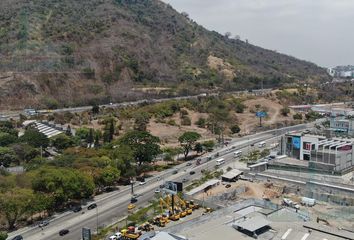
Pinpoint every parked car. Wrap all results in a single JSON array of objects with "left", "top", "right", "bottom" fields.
[
  {"left": 39, "top": 220, "right": 49, "bottom": 227},
  {"left": 11, "top": 236, "right": 23, "bottom": 240},
  {"left": 189, "top": 171, "right": 196, "bottom": 175},
  {"left": 59, "top": 229, "right": 69, "bottom": 236},
  {"left": 130, "top": 197, "right": 138, "bottom": 203},
  {"left": 225, "top": 184, "right": 231, "bottom": 188},
  {"left": 87, "top": 203, "right": 97, "bottom": 210},
  {"left": 132, "top": 193, "right": 138, "bottom": 198},
  {"left": 154, "top": 188, "right": 161, "bottom": 193},
  {"left": 72, "top": 205, "right": 82, "bottom": 212}
]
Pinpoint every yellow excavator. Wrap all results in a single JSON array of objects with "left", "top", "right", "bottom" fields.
[
  {"left": 160, "top": 196, "right": 180, "bottom": 221},
  {"left": 174, "top": 195, "right": 191, "bottom": 216}
]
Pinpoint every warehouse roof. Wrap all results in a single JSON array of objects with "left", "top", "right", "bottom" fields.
[{"left": 186, "top": 179, "right": 220, "bottom": 195}]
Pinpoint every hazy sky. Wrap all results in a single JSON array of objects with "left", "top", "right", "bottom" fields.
[{"left": 162, "top": 0, "right": 354, "bottom": 67}]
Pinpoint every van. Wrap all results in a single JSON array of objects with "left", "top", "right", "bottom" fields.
[
  {"left": 258, "top": 141, "right": 266, "bottom": 148},
  {"left": 233, "top": 151, "right": 242, "bottom": 157},
  {"left": 216, "top": 158, "right": 225, "bottom": 166}
]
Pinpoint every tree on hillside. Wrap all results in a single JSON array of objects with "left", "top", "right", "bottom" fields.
[
  {"left": 0, "top": 147, "right": 17, "bottom": 167},
  {"left": 87, "top": 128, "right": 94, "bottom": 146},
  {"left": 92, "top": 104, "right": 100, "bottom": 115},
  {"left": 281, "top": 107, "right": 290, "bottom": 116},
  {"left": 97, "top": 166, "right": 121, "bottom": 187},
  {"left": 11, "top": 143, "right": 39, "bottom": 163},
  {"left": 32, "top": 167, "right": 95, "bottom": 207},
  {"left": 0, "top": 232, "right": 8, "bottom": 240},
  {"left": 0, "top": 188, "right": 35, "bottom": 230},
  {"left": 119, "top": 131, "right": 161, "bottom": 166},
  {"left": 111, "top": 145, "right": 136, "bottom": 178},
  {"left": 52, "top": 134, "right": 75, "bottom": 150},
  {"left": 20, "top": 129, "right": 49, "bottom": 148},
  {"left": 134, "top": 112, "right": 150, "bottom": 131},
  {"left": 65, "top": 125, "right": 72, "bottom": 136},
  {"left": 230, "top": 125, "right": 241, "bottom": 134},
  {"left": 0, "top": 132, "right": 17, "bottom": 146},
  {"left": 103, "top": 119, "right": 115, "bottom": 143},
  {"left": 178, "top": 131, "right": 201, "bottom": 160}
]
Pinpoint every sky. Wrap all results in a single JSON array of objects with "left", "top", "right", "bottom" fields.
[{"left": 162, "top": 0, "right": 354, "bottom": 68}]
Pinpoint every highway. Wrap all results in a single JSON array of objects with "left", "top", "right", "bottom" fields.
[{"left": 6, "top": 122, "right": 313, "bottom": 240}]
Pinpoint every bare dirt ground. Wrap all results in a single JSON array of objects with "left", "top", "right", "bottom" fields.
[
  {"left": 147, "top": 110, "right": 217, "bottom": 147},
  {"left": 237, "top": 97, "right": 295, "bottom": 134}
]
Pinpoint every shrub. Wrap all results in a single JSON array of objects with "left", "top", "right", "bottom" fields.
[
  {"left": 293, "top": 113, "right": 303, "bottom": 120},
  {"left": 280, "top": 107, "right": 290, "bottom": 116},
  {"left": 181, "top": 116, "right": 191, "bottom": 126},
  {"left": 167, "top": 119, "right": 177, "bottom": 126},
  {"left": 230, "top": 125, "right": 241, "bottom": 134},
  {"left": 195, "top": 117, "right": 206, "bottom": 128}
]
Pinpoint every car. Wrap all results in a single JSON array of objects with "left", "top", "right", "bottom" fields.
[
  {"left": 189, "top": 171, "right": 195, "bottom": 175},
  {"left": 39, "top": 220, "right": 49, "bottom": 227},
  {"left": 172, "top": 170, "right": 178, "bottom": 174},
  {"left": 182, "top": 178, "right": 188, "bottom": 183},
  {"left": 159, "top": 184, "right": 165, "bottom": 189},
  {"left": 225, "top": 184, "right": 231, "bottom": 188},
  {"left": 72, "top": 205, "right": 82, "bottom": 212},
  {"left": 131, "top": 197, "right": 138, "bottom": 203},
  {"left": 128, "top": 204, "right": 136, "bottom": 210},
  {"left": 11, "top": 236, "right": 23, "bottom": 240},
  {"left": 87, "top": 203, "right": 97, "bottom": 210},
  {"left": 154, "top": 188, "right": 161, "bottom": 193},
  {"left": 139, "top": 181, "right": 146, "bottom": 185},
  {"left": 132, "top": 193, "right": 138, "bottom": 198},
  {"left": 186, "top": 162, "right": 192, "bottom": 166},
  {"left": 59, "top": 229, "right": 69, "bottom": 236}
]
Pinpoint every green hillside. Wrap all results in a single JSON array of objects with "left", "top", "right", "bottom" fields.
[{"left": 0, "top": 0, "right": 329, "bottom": 109}]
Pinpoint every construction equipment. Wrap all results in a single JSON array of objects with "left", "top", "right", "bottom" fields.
[
  {"left": 162, "top": 196, "right": 181, "bottom": 221},
  {"left": 173, "top": 195, "right": 191, "bottom": 217},
  {"left": 186, "top": 200, "right": 200, "bottom": 210},
  {"left": 121, "top": 226, "right": 141, "bottom": 239},
  {"left": 138, "top": 222, "right": 154, "bottom": 232}
]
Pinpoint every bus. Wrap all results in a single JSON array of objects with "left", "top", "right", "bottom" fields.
[{"left": 216, "top": 158, "right": 225, "bottom": 166}]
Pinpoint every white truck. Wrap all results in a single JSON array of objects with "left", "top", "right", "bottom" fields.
[
  {"left": 301, "top": 197, "right": 316, "bottom": 206},
  {"left": 282, "top": 198, "right": 300, "bottom": 210}
]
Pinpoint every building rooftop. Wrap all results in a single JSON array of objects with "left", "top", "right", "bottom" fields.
[
  {"left": 186, "top": 179, "right": 220, "bottom": 196},
  {"left": 233, "top": 215, "right": 270, "bottom": 232},
  {"left": 222, "top": 169, "right": 243, "bottom": 180}
]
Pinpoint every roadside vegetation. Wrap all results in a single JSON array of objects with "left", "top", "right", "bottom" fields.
[{"left": 0, "top": 91, "right": 314, "bottom": 232}]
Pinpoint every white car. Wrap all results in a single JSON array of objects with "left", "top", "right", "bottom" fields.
[
  {"left": 139, "top": 181, "right": 146, "bottom": 185},
  {"left": 109, "top": 233, "right": 122, "bottom": 240},
  {"left": 154, "top": 188, "right": 161, "bottom": 193}
]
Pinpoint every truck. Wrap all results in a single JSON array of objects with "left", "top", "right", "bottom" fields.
[
  {"left": 270, "top": 142, "right": 279, "bottom": 148},
  {"left": 301, "top": 197, "right": 316, "bottom": 206},
  {"left": 282, "top": 198, "right": 300, "bottom": 210},
  {"left": 258, "top": 141, "right": 266, "bottom": 148}
]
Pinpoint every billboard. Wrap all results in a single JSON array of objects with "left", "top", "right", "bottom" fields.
[
  {"left": 256, "top": 111, "right": 267, "bottom": 118},
  {"left": 82, "top": 228, "right": 91, "bottom": 240},
  {"left": 292, "top": 137, "right": 301, "bottom": 149}
]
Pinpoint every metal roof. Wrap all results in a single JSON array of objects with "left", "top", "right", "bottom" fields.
[
  {"left": 186, "top": 179, "right": 220, "bottom": 195},
  {"left": 233, "top": 216, "right": 270, "bottom": 232},
  {"left": 221, "top": 169, "right": 243, "bottom": 179},
  {"left": 151, "top": 232, "right": 188, "bottom": 240}
]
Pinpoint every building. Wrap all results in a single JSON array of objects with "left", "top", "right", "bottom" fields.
[
  {"left": 329, "top": 116, "right": 354, "bottom": 136},
  {"left": 22, "top": 120, "right": 63, "bottom": 138},
  {"left": 285, "top": 132, "right": 354, "bottom": 174},
  {"left": 221, "top": 169, "right": 243, "bottom": 182}
]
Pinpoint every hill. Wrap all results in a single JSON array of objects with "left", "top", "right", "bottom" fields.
[{"left": 0, "top": 0, "right": 330, "bottom": 109}]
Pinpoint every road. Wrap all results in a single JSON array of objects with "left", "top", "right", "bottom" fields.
[
  {"left": 0, "top": 89, "right": 274, "bottom": 120},
  {"left": 6, "top": 122, "right": 313, "bottom": 240}
]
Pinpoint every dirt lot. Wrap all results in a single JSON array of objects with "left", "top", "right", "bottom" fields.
[{"left": 237, "top": 97, "right": 295, "bottom": 134}]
